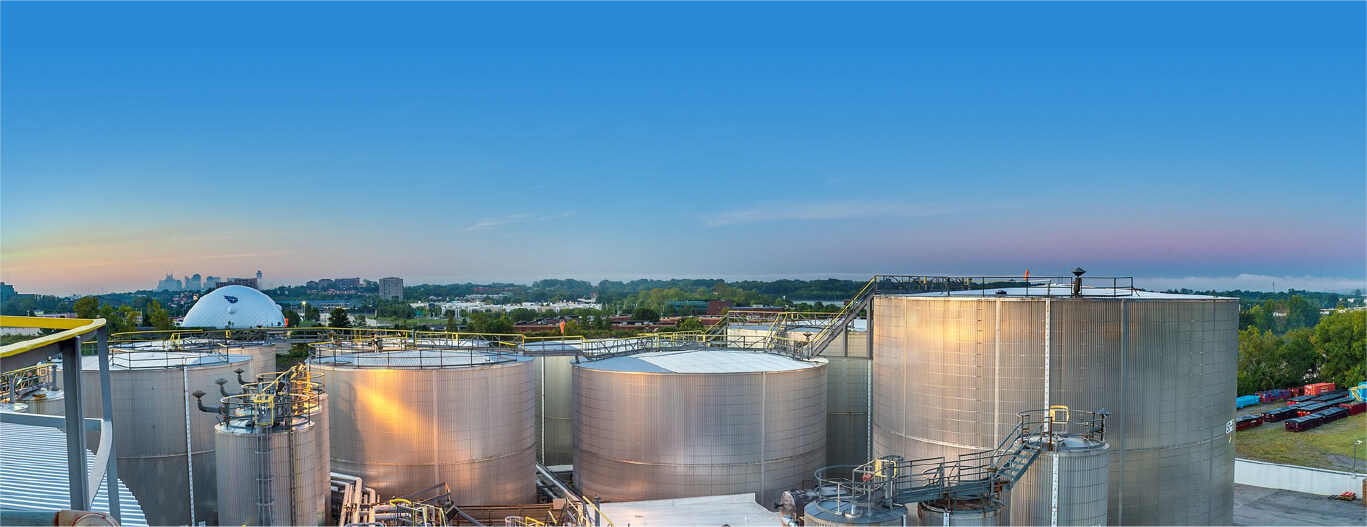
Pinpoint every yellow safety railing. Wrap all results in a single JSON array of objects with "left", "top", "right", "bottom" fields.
[{"left": 1, "top": 315, "right": 106, "bottom": 359}]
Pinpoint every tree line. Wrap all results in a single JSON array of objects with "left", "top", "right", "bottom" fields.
[{"left": 1237, "top": 295, "right": 1364, "bottom": 395}]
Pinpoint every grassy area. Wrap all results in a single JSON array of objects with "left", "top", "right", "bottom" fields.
[{"left": 1235, "top": 399, "right": 1367, "bottom": 472}]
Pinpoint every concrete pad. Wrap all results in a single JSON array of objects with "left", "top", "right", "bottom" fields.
[{"left": 1234, "top": 483, "right": 1366, "bottom": 526}]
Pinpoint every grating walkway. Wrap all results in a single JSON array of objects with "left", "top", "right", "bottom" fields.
[{"left": 0, "top": 421, "right": 148, "bottom": 525}]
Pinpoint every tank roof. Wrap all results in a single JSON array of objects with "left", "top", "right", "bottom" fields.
[
  {"left": 578, "top": 348, "right": 823, "bottom": 374},
  {"left": 898, "top": 287, "right": 1232, "bottom": 300},
  {"left": 1022, "top": 434, "right": 1109, "bottom": 452},
  {"left": 112, "top": 338, "right": 272, "bottom": 351},
  {"left": 80, "top": 351, "right": 249, "bottom": 370},
  {"left": 311, "top": 349, "right": 530, "bottom": 368}
]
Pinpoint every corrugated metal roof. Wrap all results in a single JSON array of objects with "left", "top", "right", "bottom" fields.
[
  {"left": 78, "top": 352, "right": 250, "bottom": 371},
  {"left": 580, "top": 349, "right": 821, "bottom": 374},
  {"left": 0, "top": 421, "right": 147, "bottom": 525},
  {"left": 598, "top": 493, "right": 776, "bottom": 526}
]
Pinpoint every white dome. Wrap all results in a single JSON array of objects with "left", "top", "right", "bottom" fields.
[{"left": 181, "top": 285, "right": 285, "bottom": 329}]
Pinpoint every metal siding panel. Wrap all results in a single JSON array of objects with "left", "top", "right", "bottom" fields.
[
  {"left": 314, "top": 353, "right": 536, "bottom": 505},
  {"left": 573, "top": 355, "right": 826, "bottom": 507},
  {"left": 872, "top": 296, "right": 1236, "bottom": 526}
]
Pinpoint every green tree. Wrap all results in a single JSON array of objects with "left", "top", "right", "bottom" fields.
[
  {"left": 281, "top": 307, "right": 303, "bottom": 327},
  {"left": 74, "top": 296, "right": 100, "bottom": 319},
  {"left": 1237, "top": 327, "right": 1280, "bottom": 394},
  {"left": 508, "top": 308, "right": 539, "bottom": 322},
  {"left": 631, "top": 307, "right": 659, "bottom": 322},
  {"left": 328, "top": 308, "right": 352, "bottom": 328},
  {"left": 1277, "top": 328, "right": 1318, "bottom": 387},
  {"left": 304, "top": 304, "right": 321, "bottom": 322},
  {"left": 1314, "top": 310, "right": 1365, "bottom": 389},
  {"left": 145, "top": 300, "right": 175, "bottom": 331},
  {"left": 1284, "top": 295, "right": 1321, "bottom": 331},
  {"left": 468, "top": 311, "right": 514, "bottom": 334},
  {"left": 678, "top": 317, "right": 704, "bottom": 331},
  {"left": 445, "top": 311, "right": 458, "bottom": 331}
]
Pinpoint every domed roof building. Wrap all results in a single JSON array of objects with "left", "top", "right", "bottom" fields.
[{"left": 181, "top": 285, "right": 285, "bottom": 328}]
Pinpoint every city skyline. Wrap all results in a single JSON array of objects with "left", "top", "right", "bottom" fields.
[{"left": 2, "top": 2, "right": 1364, "bottom": 295}]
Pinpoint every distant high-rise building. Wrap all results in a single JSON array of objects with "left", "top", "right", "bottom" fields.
[
  {"left": 204, "top": 276, "right": 221, "bottom": 289},
  {"left": 220, "top": 277, "right": 259, "bottom": 289},
  {"left": 256, "top": 270, "right": 264, "bottom": 288},
  {"left": 156, "top": 274, "right": 182, "bottom": 291},
  {"left": 0, "top": 282, "right": 17, "bottom": 302},
  {"left": 379, "top": 277, "right": 404, "bottom": 300},
  {"left": 183, "top": 274, "right": 203, "bottom": 291}
]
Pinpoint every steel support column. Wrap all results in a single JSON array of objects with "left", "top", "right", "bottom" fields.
[{"left": 60, "top": 337, "right": 89, "bottom": 511}]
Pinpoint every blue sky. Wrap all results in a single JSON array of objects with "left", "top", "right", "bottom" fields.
[{"left": 2, "top": 1, "right": 1364, "bottom": 295}]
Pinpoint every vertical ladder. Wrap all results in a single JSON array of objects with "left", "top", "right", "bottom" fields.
[{"left": 255, "top": 417, "right": 276, "bottom": 524}]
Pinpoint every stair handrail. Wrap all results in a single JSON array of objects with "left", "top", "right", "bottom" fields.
[{"left": 794, "top": 276, "right": 878, "bottom": 358}]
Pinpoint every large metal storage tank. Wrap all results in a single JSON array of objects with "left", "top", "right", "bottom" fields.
[
  {"left": 871, "top": 290, "right": 1237, "bottom": 525},
  {"left": 311, "top": 349, "right": 536, "bottom": 504},
  {"left": 55, "top": 352, "right": 253, "bottom": 526},
  {"left": 573, "top": 348, "right": 827, "bottom": 507},
  {"left": 785, "top": 322, "right": 870, "bottom": 467}
]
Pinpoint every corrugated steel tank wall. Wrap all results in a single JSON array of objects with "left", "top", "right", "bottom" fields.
[
  {"left": 215, "top": 418, "right": 328, "bottom": 526},
  {"left": 533, "top": 354, "right": 575, "bottom": 466},
  {"left": 785, "top": 327, "right": 870, "bottom": 467},
  {"left": 572, "top": 357, "right": 828, "bottom": 507},
  {"left": 1011, "top": 439, "right": 1110, "bottom": 526},
  {"left": 871, "top": 296, "right": 1236, "bottom": 525},
  {"left": 58, "top": 354, "right": 255, "bottom": 526},
  {"left": 235, "top": 343, "right": 279, "bottom": 373},
  {"left": 313, "top": 354, "right": 537, "bottom": 504}
]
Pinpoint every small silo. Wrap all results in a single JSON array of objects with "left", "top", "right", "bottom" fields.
[
  {"left": 1011, "top": 434, "right": 1110, "bottom": 526},
  {"left": 311, "top": 348, "right": 536, "bottom": 504},
  {"left": 201, "top": 367, "right": 330, "bottom": 526},
  {"left": 784, "top": 321, "right": 870, "bottom": 467},
  {"left": 871, "top": 285, "right": 1237, "bottom": 525},
  {"left": 54, "top": 351, "right": 253, "bottom": 526},
  {"left": 916, "top": 498, "right": 1004, "bottom": 527},
  {"left": 573, "top": 348, "right": 827, "bottom": 507},
  {"left": 3, "top": 363, "right": 66, "bottom": 415}
]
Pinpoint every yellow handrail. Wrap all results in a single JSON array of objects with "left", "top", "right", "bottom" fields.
[
  {"left": 801, "top": 276, "right": 876, "bottom": 354},
  {"left": 1, "top": 316, "right": 106, "bottom": 358}
]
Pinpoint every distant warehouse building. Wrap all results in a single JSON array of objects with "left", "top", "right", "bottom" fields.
[{"left": 379, "top": 276, "right": 404, "bottom": 300}]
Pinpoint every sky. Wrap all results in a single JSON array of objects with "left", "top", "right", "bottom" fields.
[{"left": 2, "top": 1, "right": 1364, "bottom": 295}]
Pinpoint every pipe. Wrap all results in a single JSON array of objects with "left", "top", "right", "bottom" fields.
[
  {"left": 191, "top": 390, "right": 222, "bottom": 414},
  {"left": 235, "top": 368, "right": 249, "bottom": 386},
  {"left": 1071, "top": 268, "right": 1086, "bottom": 297},
  {"left": 216, "top": 378, "right": 236, "bottom": 397},
  {"left": 0, "top": 509, "right": 117, "bottom": 526}
]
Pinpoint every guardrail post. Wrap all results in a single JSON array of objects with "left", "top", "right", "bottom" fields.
[
  {"left": 96, "top": 327, "right": 120, "bottom": 522},
  {"left": 60, "top": 336, "right": 90, "bottom": 511}
]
